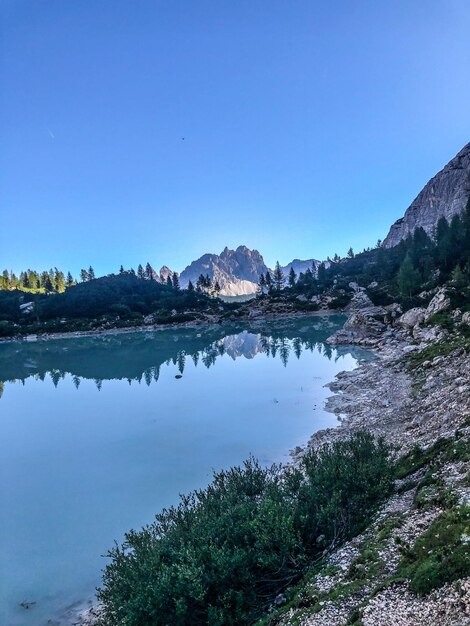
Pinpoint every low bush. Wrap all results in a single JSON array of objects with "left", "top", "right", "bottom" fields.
[
  {"left": 97, "top": 432, "right": 392, "bottom": 626},
  {"left": 396, "top": 507, "right": 470, "bottom": 594}
]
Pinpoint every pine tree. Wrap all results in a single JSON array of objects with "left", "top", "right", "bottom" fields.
[
  {"left": 451, "top": 265, "right": 467, "bottom": 289},
  {"left": 288, "top": 267, "right": 296, "bottom": 287},
  {"left": 265, "top": 271, "right": 273, "bottom": 293},
  {"left": 213, "top": 280, "right": 221, "bottom": 295},
  {"left": 44, "top": 275, "right": 54, "bottom": 292},
  {"left": 172, "top": 272, "right": 180, "bottom": 290},
  {"left": 273, "top": 261, "right": 284, "bottom": 291},
  {"left": 460, "top": 196, "right": 470, "bottom": 268},
  {"left": 258, "top": 273, "right": 266, "bottom": 295},
  {"left": 88, "top": 266, "right": 95, "bottom": 280},
  {"left": 347, "top": 247, "right": 354, "bottom": 259},
  {"left": 145, "top": 262, "right": 154, "bottom": 280},
  {"left": 397, "top": 254, "right": 421, "bottom": 297},
  {"left": 188, "top": 280, "right": 195, "bottom": 292},
  {"left": 80, "top": 269, "right": 89, "bottom": 282},
  {"left": 137, "top": 264, "right": 145, "bottom": 279},
  {"left": 119, "top": 265, "right": 125, "bottom": 274},
  {"left": 54, "top": 269, "right": 66, "bottom": 293},
  {"left": 317, "top": 262, "right": 327, "bottom": 285},
  {"left": 166, "top": 275, "right": 173, "bottom": 288},
  {"left": 66, "top": 271, "right": 74, "bottom": 287}
]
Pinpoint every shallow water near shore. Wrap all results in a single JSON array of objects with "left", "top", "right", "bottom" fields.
[{"left": 0, "top": 316, "right": 371, "bottom": 626}]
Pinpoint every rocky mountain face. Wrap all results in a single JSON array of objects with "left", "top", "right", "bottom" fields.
[
  {"left": 178, "top": 246, "right": 321, "bottom": 296},
  {"left": 179, "top": 246, "right": 269, "bottom": 296},
  {"left": 383, "top": 142, "right": 470, "bottom": 248},
  {"left": 281, "top": 258, "right": 321, "bottom": 277},
  {"left": 159, "top": 266, "right": 174, "bottom": 283}
]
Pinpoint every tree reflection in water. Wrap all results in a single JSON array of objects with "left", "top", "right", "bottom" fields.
[{"left": 0, "top": 316, "right": 371, "bottom": 396}]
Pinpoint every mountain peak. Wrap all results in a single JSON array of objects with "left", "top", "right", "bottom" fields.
[
  {"left": 179, "top": 245, "right": 269, "bottom": 296},
  {"left": 383, "top": 141, "right": 470, "bottom": 248}
]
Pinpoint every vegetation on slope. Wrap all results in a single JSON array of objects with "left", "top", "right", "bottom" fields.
[
  {"left": 96, "top": 432, "right": 393, "bottom": 626},
  {"left": 0, "top": 273, "right": 231, "bottom": 337},
  {"left": 259, "top": 195, "right": 470, "bottom": 311}
]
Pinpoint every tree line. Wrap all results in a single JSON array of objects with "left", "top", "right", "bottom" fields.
[
  {"left": 0, "top": 268, "right": 75, "bottom": 293},
  {"left": 267, "top": 196, "right": 470, "bottom": 304},
  {"left": 0, "top": 262, "right": 183, "bottom": 294}
]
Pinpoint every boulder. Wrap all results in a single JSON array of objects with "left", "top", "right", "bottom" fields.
[
  {"left": 345, "top": 289, "right": 374, "bottom": 311},
  {"left": 412, "top": 325, "right": 445, "bottom": 343},
  {"left": 397, "top": 307, "right": 426, "bottom": 329},
  {"left": 343, "top": 311, "right": 386, "bottom": 337},
  {"left": 424, "top": 287, "right": 450, "bottom": 321}
]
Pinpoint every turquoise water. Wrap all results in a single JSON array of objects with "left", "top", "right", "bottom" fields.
[{"left": 0, "top": 316, "right": 368, "bottom": 626}]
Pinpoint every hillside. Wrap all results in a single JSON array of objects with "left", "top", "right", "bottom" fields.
[{"left": 383, "top": 141, "right": 470, "bottom": 247}]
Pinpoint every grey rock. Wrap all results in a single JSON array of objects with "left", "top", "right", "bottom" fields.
[
  {"left": 424, "top": 287, "right": 451, "bottom": 321},
  {"left": 345, "top": 289, "right": 374, "bottom": 311},
  {"left": 383, "top": 142, "right": 470, "bottom": 248},
  {"left": 159, "top": 265, "right": 174, "bottom": 283},
  {"left": 179, "top": 245, "right": 268, "bottom": 296},
  {"left": 397, "top": 307, "right": 426, "bottom": 328},
  {"left": 281, "top": 258, "right": 321, "bottom": 277}
]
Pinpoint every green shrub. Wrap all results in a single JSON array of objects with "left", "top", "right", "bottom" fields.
[
  {"left": 425, "top": 311, "right": 454, "bottom": 331},
  {"left": 397, "top": 507, "right": 470, "bottom": 594},
  {"left": 97, "top": 432, "right": 392, "bottom": 626},
  {"left": 328, "top": 293, "right": 352, "bottom": 309}
]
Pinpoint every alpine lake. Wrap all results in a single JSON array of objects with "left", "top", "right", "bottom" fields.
[{"left": 0, "top": 315, "right": 371, "bottom": 626}]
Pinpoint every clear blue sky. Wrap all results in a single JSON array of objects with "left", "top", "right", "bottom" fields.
[{"left": 1, "top": 0, "right": 469, "bottom": 276}]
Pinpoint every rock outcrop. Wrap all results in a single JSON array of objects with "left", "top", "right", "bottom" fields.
[
  {"left": 383, "top": 142, "right": 470, "bottom": 248},
  {"left": 159, "top": 265, "right": 174, "bottom": 283},
  {"left": 178, "top": 246, "right": 320, "bottom": 297},
  {"left": 280, "top": 258, "right": 321, "bottom": 278},
  {"left": 178, "top": 246, "right": 269, "bottom": 296},
  {"left": 397, "top": 307, "right": 426, "bottom": 329},
  {"left": 423, "top": 287, "right": 451, "bottom": 321}
]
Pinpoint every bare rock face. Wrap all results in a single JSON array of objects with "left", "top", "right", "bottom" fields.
[
  {"left": 383, "top": 142, "right": 470, "bottom": 248},
  {"left": 159, "top": 265, "right": 174, "bottom": 283},
  {"left": 178, "top": 246, "right": 269, "bottom": 296},
  {"left": 345, "top": 288, "right": 374, "bottom": 311},
  {"left": 424, "top": 287, "right": 450, "bottom": 321},
  {"left": 281, "top": 258, "right": 321, "bottom": 277},
  {"left": 397, "top": 307, "right": 426, "bottom": 329}
]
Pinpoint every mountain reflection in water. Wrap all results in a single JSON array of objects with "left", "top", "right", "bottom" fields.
[{"left": 0, "top": 316, "right": 369, "bottom": 397}]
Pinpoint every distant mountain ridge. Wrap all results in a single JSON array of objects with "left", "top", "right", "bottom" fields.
[
  {"left": 383, "top": 141, "right": 470, "bottom": 248},
  {"left": 162, "top": 246, "right": 320, "bottom": 296},
  {"left": 280, "top": 259, "right": 321, "bottom": 277}
]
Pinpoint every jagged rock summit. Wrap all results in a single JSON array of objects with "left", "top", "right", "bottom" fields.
[
  {"left": 383, "top": 141, "right": 470, "bottom": 248},
  {"left": 178, "top": 246, "right": 320, "bottom": 296},
  {"left": 280, "top": 258, "right": 321, "bottom": 277},
  {"left": 179, "top": 245, "right": 269, "bottom": 296}
]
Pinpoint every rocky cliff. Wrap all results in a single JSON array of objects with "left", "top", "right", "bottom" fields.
[
  {"left": 178, "top": 246, "right": 269, "bottom": 296},
  {"left": 177, "top": 247, "right": 321, "bottom": 296},
  {"left": 383, "top": 141, "right": 470, "bottom": 248},
  {"left": 280, "top": 258, "right": 321, "bottom": 277}
]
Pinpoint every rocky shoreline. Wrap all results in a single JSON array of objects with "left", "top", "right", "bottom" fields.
[
  {"left": 279, "top": 290, "right": 470, "bottom": 625},
  {"left": 69, "top": 290, "right": 470, "bottom": 625},
  {"left": 0, "top": 306, "right": 328, "bottom": 345}
]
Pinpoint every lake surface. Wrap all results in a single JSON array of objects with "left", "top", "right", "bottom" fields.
[{"left": 0, "top": 316, "right": 369, "bottom": 626}]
